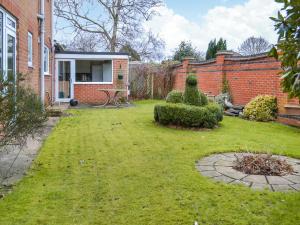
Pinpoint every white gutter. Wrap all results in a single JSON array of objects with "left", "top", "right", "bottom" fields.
[{"left": 38, "top": 0, "right": 45, "bottom": 104}]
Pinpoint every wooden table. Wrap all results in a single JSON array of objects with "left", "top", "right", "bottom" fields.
[{"left": 96, "top": 89, "right": 127, "bottom": 107}]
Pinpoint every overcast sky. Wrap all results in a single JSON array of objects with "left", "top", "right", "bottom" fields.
[{"left": 55, "top": 0, "right": 281, "bottom": 57}]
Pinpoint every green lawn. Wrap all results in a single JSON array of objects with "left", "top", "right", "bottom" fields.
[{"left": 0, "top": 101, "right": 300, "bottom": 225}]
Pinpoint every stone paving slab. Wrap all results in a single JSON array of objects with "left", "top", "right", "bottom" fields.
[
  {"left": 231, "top": 180, "right": 251, "bottom": 187},
  {"left": 200, "top": 171, "right": 222, "bottom": 178},
  {"left": 251, "top": 183, "right": 272, "bottom": 191},
  {"left": 196, "top": 153, "right": 300, "bottom": 192},
  {"left": 272, "top": 185, "right": 295, "bottom": 192},
  {"left": 292, "top": 165, "right": 300, "bottom": 173},
  {"left": 267, "top": 176, "right": 293, "bottom": 185},
  {"left": 215, "top": 166, "right": 247, "bottom": 180},
  {"left": 196, "top": 165, "right": 215, "bottom": 171},
  {"left": 242, "top": 175, "right": 268, "bottom": 184},
  {"left": 197, "top": 159, "right": 216, "bottom": 166},
  {"left": 221, "top": 153, "right": 237, "bottom": 159},
  {"left": 0, "top": 117, "right": 60, "bottom": 187},
  {"left": 290, "top": 184, "right": 300, "bottom": 191},
  {"left": 283, "top": 175, "right": 300, "bottom": 184},
  {"left": 213, "top": 175, "right": 235, "bottom": 183},
  {"left": 214, "top": 160, "right": 234, "bottom": 167},
  {"left": 201, "top": 171, "right": 222, "bottom": 177}
]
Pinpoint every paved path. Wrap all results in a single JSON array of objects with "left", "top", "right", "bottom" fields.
[
  {"left": 196, "top": 153, "right": 300, "bottom": 192},
  {"left": 0, "top": 117, "right": 59, "bottom": 189}
]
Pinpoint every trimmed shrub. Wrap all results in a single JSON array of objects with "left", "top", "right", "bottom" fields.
[
  {"left": 243, "top": 95, "right": 277, "bottom": 121},
  {"left": 199, "top": 91, "right": 209, "bottom": 106},
  {"left": 166, "top": 90, "right": 183, "bottom": 103},
  {"left": 154, "top": 103, "right": 223, "bottom": 129},
  {"left": 183, "top": 75, "right": 208, "bottom": 106}
]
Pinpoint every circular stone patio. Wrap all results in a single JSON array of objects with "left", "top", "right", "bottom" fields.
[{"left": 195, "top": 153, "right": 300, "bottom": 192}]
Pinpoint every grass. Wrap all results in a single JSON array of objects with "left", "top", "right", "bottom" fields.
[{"left": 0, "top": 100, "right": 300, "bottom": 225}]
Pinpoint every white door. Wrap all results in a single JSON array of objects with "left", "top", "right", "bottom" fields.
[{"left": 56, "top": 60, "right": 75, "bottom": 102}]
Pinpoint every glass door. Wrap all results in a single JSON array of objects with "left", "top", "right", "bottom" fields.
[{"left": 56, "top": 60, "right": 74, "bottom": 101}]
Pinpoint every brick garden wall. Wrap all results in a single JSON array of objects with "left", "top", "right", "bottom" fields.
[
  {"left": 0, "top": 0, "right": 53, "bottom": 100},
  {"left": 172, "top": 51, "right": 300, "bottom": 126},
  {"left": 74, "top": 59, "right": 129, "bottom": 104}
]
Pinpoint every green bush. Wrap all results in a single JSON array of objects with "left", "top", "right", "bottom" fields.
[
  {"left": 183, "top": 75, "right": 208, "bottom": 106},
  {"left": 0, "top": 73, "right": 47, "bottom": 147},
  {"left": 166, "top": 90, "right": 183, "bottom": 103},
  {"left": 243, "top": 95, "right": 277, "bottom": 122},
  {"left": 199, "top": 91, "right": 208, "bottom": 106},
  {"left": 154, "top": 103, "right": 223, "bottom": 129}
]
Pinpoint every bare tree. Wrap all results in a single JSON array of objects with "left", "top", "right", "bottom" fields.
[
  {"left": 63, "top": 32, "right": 101, "bottom": 52},
  {"left": 134, "top": 31, "right": 165, "bottom": 61},
  {"left": 55, "top": 0, "right": 163, "bottom": 52},
  {"left": 238, "top": 37, "right": 271, "bottom": 56}
]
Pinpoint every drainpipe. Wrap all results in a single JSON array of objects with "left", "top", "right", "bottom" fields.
[
  {"left": 51, "top": 0, "right": 55, "bottom": 104},
  {"left": 38, "top": 0, "right": 45, "bottom": 105}
]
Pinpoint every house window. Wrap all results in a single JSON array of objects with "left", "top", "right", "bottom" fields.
[
  {"left": 0, "top": 7, "right": 16, "bottom": 78},
  {"left": 44, "top": 46, "right": 49, "bottom": 74},
  {"left": 28, "top": 32, "right": 33, "bottom": 67},
  {"left": 7, "top": 17, "right": 16, "bottom": 29},
  {"left": 0, "top": 12, "right": 3, "bottom": 73},
  {"left": 7, "top": 34, "right": 15, "bottom": 77},
  {"left": 75, "top": 60, "right": 113, "bottom": 83}
]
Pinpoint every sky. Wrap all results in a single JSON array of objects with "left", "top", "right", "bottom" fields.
[
  {"left": 164, "top": 0, "right": 246, "bottom": 22},
  {"left": 55, "top": 0, "right": 281, "bottom": 57}
]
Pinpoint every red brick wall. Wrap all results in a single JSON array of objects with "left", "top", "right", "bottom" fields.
[
  {"left": 0, "top": 0, "right": 53, "bottom": 100},
  {"left": 74, "top": 59, "right": 129, "bottom": 104},
  {"left": 172, "top": 52, "right": 300, "bottom": 125}
]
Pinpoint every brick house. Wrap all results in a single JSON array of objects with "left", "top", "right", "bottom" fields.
[
  {"left": 0, "top": 0, "right": 129, "bottom": 105},
  {"left": 172, "top": 51, "right": 300, "bottom": 126},
  {"left": 54, "top": 51, "right": 129, "bottom": 104},
  {"left": 0, "top": 0, "right": 54, "bottom": 104}
]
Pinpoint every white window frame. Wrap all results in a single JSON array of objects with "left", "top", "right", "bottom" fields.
[
  {"left": 73, "top": 59, "right": 113, "bottom": 85},
  {"left": 28, "top": 32, "right": 33, "bottom": 67},
  {"left": 6, "top": 29, "right": 16, "bottom": 77},
  {"left": 0, "top": 6, "right": 17, "bottom": 79},
  {"left": 44, "top": 46, "right": 50, "bottom": 74},
  {"left": 6, "top": 14, "right": 16, "bottom": 31}
]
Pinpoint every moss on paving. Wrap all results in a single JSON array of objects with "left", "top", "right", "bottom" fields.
[{"left": 0, "top": 101, "right": 299, "bottom": 225}]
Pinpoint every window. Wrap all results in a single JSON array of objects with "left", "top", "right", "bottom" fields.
[
  {"left": 7, "top": 34, "right": 15, "bottom": 76},
  {"left": 0, "top": 7, "right": 16, "bottom": 78},
  {"left": 0, "top": 12, "right": 3, "bottom": 73},
  {"left": 75, "top": 60, "right": 112, "bottom": 83},
  {"left": 44, "top": 46, "right": 49, "bottom": 74},
  {"left": 7, "top": 17, "right": 15, "bottom": 29},
  {"left": 28, "top": 32, "right": 33, "bottom": 67}
]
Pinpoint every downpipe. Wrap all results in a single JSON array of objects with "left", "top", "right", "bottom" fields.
[{"left": 38, "top": 0, "right": 45, "bottom": 105}]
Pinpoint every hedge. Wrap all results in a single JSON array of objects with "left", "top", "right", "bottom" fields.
[
  {"left": 166, "top": 90, "right": 183, "bottom": 103},
  {"left": 154, "top": 103, "right": 223, "bottom": 129}
]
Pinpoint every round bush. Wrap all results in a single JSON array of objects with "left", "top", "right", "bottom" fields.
[
  {"left": 186, "top": 75, "right": 198, "bottom": 86},
  {"left": 166, "top": 90, "right": 183, "bottom": 103},
  {"left": 183, "top": 75, "right": 208, "bottom": 106},
  {"left": 154, "top": 103, "right": 223, "bottom": 129},
  {"left": 243, "top": 95, "right": 277, "bottom": 121}
]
